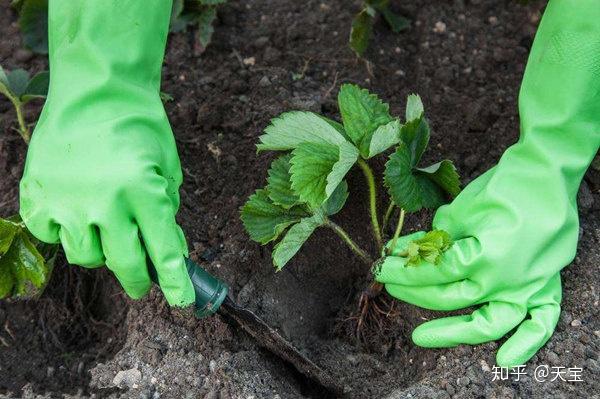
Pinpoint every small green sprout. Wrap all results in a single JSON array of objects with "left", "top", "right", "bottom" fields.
[
  {"left": 170, "top": 0, "right": 228, "bottom": 52},
  {"left": 12, "top": 0, "right": 226, "bottom": 55},
  {"left": 0, "top": 65, "right": 49, "bottom": 143},
  {"left": 12, "top": 0, "right": 48, "bottom": 54},
  {"left": 401, "top": 230, "right": 453, "bottom": 266},
  {"left": 350, "top": 0, "right": 410, "bottom": 57}
]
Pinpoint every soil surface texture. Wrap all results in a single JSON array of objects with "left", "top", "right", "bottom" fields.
[{"left": 1, "top": 1, "right": 599, "bottom": 398}]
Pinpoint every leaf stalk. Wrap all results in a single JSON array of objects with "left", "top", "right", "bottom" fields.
[
  {"left": 7, "top": 95, "right": 30, "bottom": 144},
  {"left": 357, "top": 158, "right": 382, "bottom": 249},
  {"left": 388, "top": 208, "right": 405, "bottom": 255},
  {"left": 381, "top": 202, "right": 395, "bottom": 236},
  {"left": 326, "top": 218, "right": 374, "bottom": 266}
]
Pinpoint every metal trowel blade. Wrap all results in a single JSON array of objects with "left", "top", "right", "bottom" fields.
[{"left": 218, "top": 296, "right": 346, "bottom": 397}]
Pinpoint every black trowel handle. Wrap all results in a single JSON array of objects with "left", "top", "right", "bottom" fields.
[{"left": 148, "top": 258, "right": 229, "bottom": 318}]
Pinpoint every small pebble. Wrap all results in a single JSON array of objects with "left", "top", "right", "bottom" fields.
[
  {"left": 113, "top": 368, "right": 142, "bottom": 389},
  {"left": 254, "top": 36, "right": 269, "bottom": 48},
  {"left": 258, "top": 76, "right": 271, "bottom": 87},
  {"left": 433, "top": 21, "right": 447, "bottom": 33},
  {"left": 571, "top": 319, "right": 582, "bottom": 327}
]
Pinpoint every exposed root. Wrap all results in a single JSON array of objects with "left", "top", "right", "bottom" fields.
[{"left": 336, "top": 281, "right": 401, "bottom": 349}]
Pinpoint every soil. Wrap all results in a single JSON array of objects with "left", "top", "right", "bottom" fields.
[{"left": 1, "top": 0, "right": 599, "bottom": 398}]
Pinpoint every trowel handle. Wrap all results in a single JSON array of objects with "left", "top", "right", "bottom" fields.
[{"left": 148, "top": 258, "right": 229, "bottom": 318}]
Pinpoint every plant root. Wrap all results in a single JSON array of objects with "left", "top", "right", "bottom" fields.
[{"left": 336, "top": 282, "right": 400, "bottom": 348}]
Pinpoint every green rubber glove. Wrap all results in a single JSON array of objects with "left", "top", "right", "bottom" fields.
[
  {"left": 375, "top": 0, "right": 600, "bottom": 367},
  {"left": 19, "top": 0, "right": 194, "bottom": 306}
]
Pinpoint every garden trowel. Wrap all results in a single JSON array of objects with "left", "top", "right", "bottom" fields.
[{"left": 149, "top": 258, "right": 346, "bottom": 397}]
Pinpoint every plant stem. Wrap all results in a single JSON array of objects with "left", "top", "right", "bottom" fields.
[
  {"left": 8, "top": 96, "right": 30, "bottom": 144},
  {"left": 381, "top": 202, "right": 395, "bottom": 236},
  {"left": 357, "top": 158, "right": 382, "bottom": 249},
  {"left": 326, "top": 218, "right": 374, "bottom": 266},
  {"left": 388, "top": 208, "right": 405, "bottom": 256}
]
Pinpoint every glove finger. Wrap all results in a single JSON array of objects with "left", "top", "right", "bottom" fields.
[
  {"left": 376, "top": 236, "right": 480, "bottom": 286},
  {"left": 496, "top": 276, "right": 561, "bottom": 367},
  {"left": 412, "top": 301, "right": 526, "bottom": 348},
  {"left": 131, "top": 180, "right": 194, "bottom": 307},
  {"left": 58, "top": 222, "right": 104, "bottom": 268},
  {"left": 19, "top": 207, "right": 60, "bottom": 244},
  {"left": 99, "top": 222, "right": 151, "bottom": 300},
  {"left": 384, "top": 278, "right": 483, "bottom": 311}
]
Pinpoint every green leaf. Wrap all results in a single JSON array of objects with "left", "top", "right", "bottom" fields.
[
  {"left": 240, "top": 189, "right": 309, "bottom": 245},
  {"left": 385, "top": 146, "right": 460, "bottom": 212},
  {"left": 0, "top": 65, "right": 8, "bottom": 87},
  {"left": 160, "top": 91, "right": 174, "bottom": 103},
  {"left": 318, "top": 115, "right": 353, "bottom": 143},
  {"left": 19, "top": 0, "right": 49, "bottom": 54},
  {"left": 0, "top": 262, "right": 13, "bottom": 298},
  {"left": 272, "top": 214, "right": 324, "bottom": 270},
  {"left": 367, "top": 119, "right": 401, "bottom": 158},
  {"left": 384, "top": 144, "right": 422, "bottom": 212},
  {"left": 289, "top": 142, "right": 358, "bottom": 209},
  {"left": 257, "top": 111, "right": 347, "bottom": 152},
  {"left": 405, "top": 94, "right": 424, "bottom": 122},
  {"left": 404, "top": 230, "right": 453, "bottom": 266},
  {"left": 11, "top": 0, "right": 26, "bottom": 12},
  {"left": 378, "top": 5, "right": 410, "bottom": 33},
  {"left": 267, "top": 154, "right": 300, "bottom": 209},
  {"left": 349, "top": 8, "right": 374, "bottom": 57},
  {"left": 416, "top": 160, "right": 461, "bottom": 197},
  {"left": 0, "top": 219, "right": 18, "bottom": 256},
  {"left": 323, "top": 180, "right": 349, "bottom": 216},
  {"left": 400, "top": 117, "right": 430, "bottom": 167},
  {"left": 0, "top": 216, "right": 56, "bottom": 300},
  {"left": 0, "top": 66, "right": 13, "bottom": 101},
  {"left": 196, "top": 6, "right": 217, "bottom": 50},
  {"left": 21, "top": 70, "right": 49, "bottom": 103},
  {"left": 337, "top": 84, "right": 393, "bottom": 158},
  {"left": 7, "top": 69, "right": 30, "bottom": 98},
  {"left": 170, "top": 0, "right": 188, "bottom": 32}
]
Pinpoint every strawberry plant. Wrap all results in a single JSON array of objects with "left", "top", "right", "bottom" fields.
[
  {"left": 0, "top": 65, "right": 49, "bottom": 144},
  {"left": 12, "top": 0, "right": 226, "bottom": 55},
  {"left": 241, "top": 84, "right": 460, "bottom": 337},
  {"left": 0, "top": 216, "right": 57, "bottom": 300},
  {"left": 11, "top": 0, "right": 48, "bottom": 54},
  {"left": 170, "top": 0, "right": 227, "bottom": 53},
  {"left": 350, "top": 0, "right": 410, "bottom": 57},
  {"left": 1, "top": 64, "right": 54, "bottom": 300}
]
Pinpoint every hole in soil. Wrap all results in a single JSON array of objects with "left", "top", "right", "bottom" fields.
[
  {"left": 227, "top": 169, "right": 435, "bottom": 397},
  {"left": 0, "top": 256, "right": 129, "bottom": 396}
]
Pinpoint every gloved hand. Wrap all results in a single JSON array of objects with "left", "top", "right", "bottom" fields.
[
  {"left": 19, "top": 0, "right": 194, "bottom": 306},
  {"left": 375, "top": 0, "right": 600, "bottom": 367}
]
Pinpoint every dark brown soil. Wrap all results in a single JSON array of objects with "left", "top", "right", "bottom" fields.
[{"left": 1, "top": 0, "right": 599, "bottom": 398}]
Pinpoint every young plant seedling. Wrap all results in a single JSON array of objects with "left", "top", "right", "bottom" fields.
[
  {"left": 350, "top": 0, "right": 410, "bottom": 57},
  {"left": 170, "top": 0, "right": 228, "bottom": 53},
  {"left": 12, "top": 0, "right": 225, "bottom": 55},
  {"left": 12, "top": 0, "right": 48, "bottom": 54},
  {"left": 0, "top": 216, "right": 57, "bottom": 300},
  {"left": 0, "top": 65, "right": 49, "bottom": 143},
  {"left": 241, "top": 84, "right": 461, "bottom": 339}
]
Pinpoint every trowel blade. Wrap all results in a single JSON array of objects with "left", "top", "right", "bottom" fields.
[{"left": 219, "top": 296, "right": 346, "bottom": 397}]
